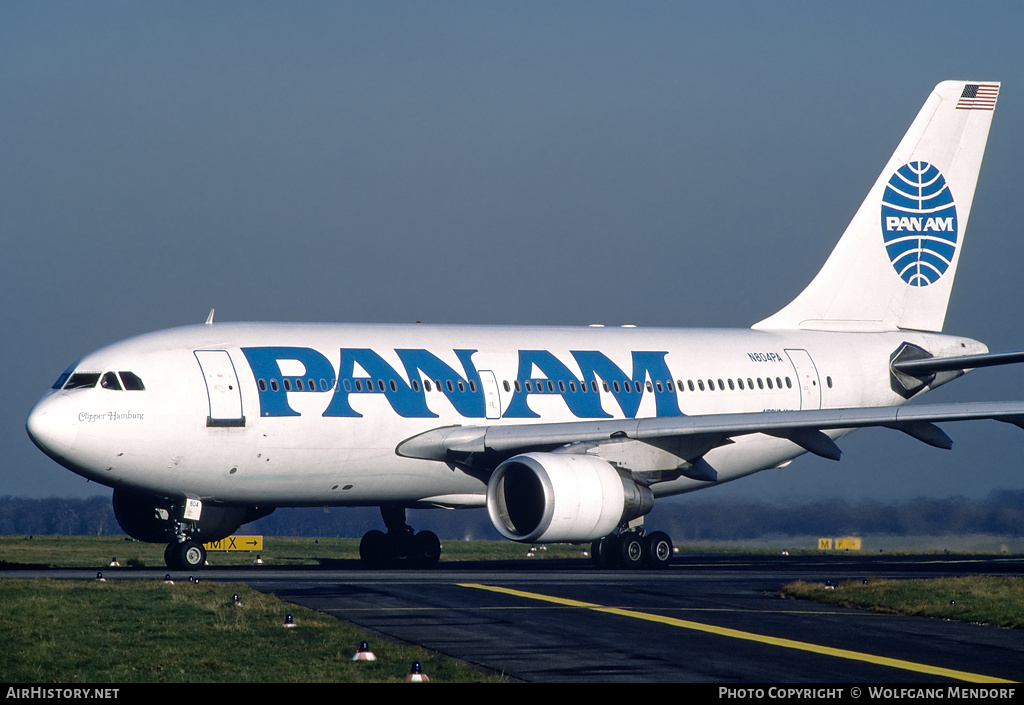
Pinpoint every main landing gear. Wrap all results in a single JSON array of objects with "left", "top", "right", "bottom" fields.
[
  {"left": 590, "top": 529, "right": 674, "bottom": 570},
  {"left": 359, "top": 506, "right": 441, "bottom": 569}
]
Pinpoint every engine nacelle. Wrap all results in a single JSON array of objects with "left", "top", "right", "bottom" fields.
[
  {"left": 112, "top": 489, "right": 272, "bottom": 543},
  {"left": 486, "top": 452, "right": 654, "bottom": 543}
]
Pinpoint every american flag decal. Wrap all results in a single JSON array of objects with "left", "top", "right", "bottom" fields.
[{"left": 956, "top": 83, "right": 999, "bottom": 110}]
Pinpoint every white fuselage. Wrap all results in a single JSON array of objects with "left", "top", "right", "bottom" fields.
[{"left": 26, "top": 321, "right": 984, "bottom": 508}]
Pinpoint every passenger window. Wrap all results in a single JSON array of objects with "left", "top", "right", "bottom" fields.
[
  {"left": 766, "top": 378, "right": 773, "bottom": 389},
  {"left": 295, "top": 379, "right": 304, "bottom": 391},
  {"left": 569, "top": 381, "right": 577, "bottom": 393},
  {"left": 827, "top": 376, "right": 833, "bottom": 388},
  {"left": 270, "top": 379, "right": 279, "bottom": 392},
  {"left": 697, "top": 380, "right": 705, "bottom": 391},
  {"left": 390, "top": 380, "right": 398, "bottom": 392},
  {"left": 503, "top": 381, "right": 510, "bottom": 393},
  {"left": 413, "top": 380, "right": 421, "bottom": 393},
  {"left": 101, "top": 372, "right": 122, "bottom": 390},
  {"left": 424, "top": 380, "right": 432, "bottom": 392},
  {"left": 258, "top": 379, "right": 267, "bottom": 392}
]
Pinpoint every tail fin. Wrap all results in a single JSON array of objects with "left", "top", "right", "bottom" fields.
[{"left": 754, "top": 80, "right": 999, "bottom": 333}]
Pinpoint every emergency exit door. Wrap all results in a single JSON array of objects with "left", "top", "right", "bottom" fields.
[{"left": 784, "top": 348, "right": 822, "bottom": 410}]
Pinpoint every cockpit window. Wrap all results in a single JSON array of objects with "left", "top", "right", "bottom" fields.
[
  {"left": 119, "top": 371, "right": 145, "bottom": 390},
  {"left": 64, "top": 373, "right": 100, "bottom": 390},
  {"left": 100, "top": 372, "right": 122, "bottom": 390}
]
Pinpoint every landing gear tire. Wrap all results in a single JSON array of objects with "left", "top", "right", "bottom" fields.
[
  {"left": 644, "top": 531, "right": 673, "bottom": 569},
  {"left": 590, "top": 534, "right": 621, "bottom": 569},
  {"left": 359, "top": 529, "right": 388, "bottom": 568},
  {"left": 412, "top": 530, "right": 441, "bottom": 568},
  {"left": 165, "top": 539, "right": 206, "bottom": 570},
  {"left": 618, "top": 532, "right": 646, "bottom": 570},
  {"left": 386, "top": 528, "right": 415, "bottom": 563}
]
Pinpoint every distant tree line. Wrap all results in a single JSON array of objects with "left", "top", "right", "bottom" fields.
[
  {"left": 1, "top": 491, "right": 1021, "bottom": 540},
  {"left": 654, "top": 493, "right": 1024, "bottom": 541},
  {"left": 0, "top": 496, "right": 119, "bottom": 536}
]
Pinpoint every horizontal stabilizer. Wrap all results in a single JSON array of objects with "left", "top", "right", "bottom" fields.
[{"left": 892, "top": 350, "right": 1024, "bottom": 375}]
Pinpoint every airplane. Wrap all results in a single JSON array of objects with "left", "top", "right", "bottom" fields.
[{"left": 26, "top": 79, "right": 1024, "bottom": 571}]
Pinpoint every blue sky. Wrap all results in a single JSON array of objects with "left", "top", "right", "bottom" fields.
[{"left": 3, "top": 2, "right": 1024, "bottom": 505}]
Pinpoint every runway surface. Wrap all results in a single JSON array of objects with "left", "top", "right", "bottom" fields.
[
  {"left": 7, "top": 552, "right": 1024, "bottom": 683},
  {"left": 241, "top": 553, "right": 1024, "bottom": 683}
]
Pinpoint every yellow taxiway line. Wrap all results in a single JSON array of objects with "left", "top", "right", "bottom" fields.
[{"left": 459, "top": 583, "right": 1014, "bottom": 684}]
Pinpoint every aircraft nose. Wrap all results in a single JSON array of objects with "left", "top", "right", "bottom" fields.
[{"left": 26, "top": 393, "right": 79, "bottom": 461}]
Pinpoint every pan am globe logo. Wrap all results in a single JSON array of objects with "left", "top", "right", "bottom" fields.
[{"left": 881, "top": 161, "right": 958, "bottom": 287}]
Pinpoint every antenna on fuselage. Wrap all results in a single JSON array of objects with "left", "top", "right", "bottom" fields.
[{"left": 205, "top": 308, "right": 215, "bottom": 325}]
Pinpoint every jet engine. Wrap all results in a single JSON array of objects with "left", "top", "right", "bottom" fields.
[
  {"left": 486, "top": 452, "right": 653, "bottom": 543},
  {"left": 112, "top": 488, "right": 271, "bottom": 543}
]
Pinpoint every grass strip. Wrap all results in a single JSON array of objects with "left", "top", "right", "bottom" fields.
[
  {"left": 0, "top": 534, "right": 594, "bottom": 568},
  {"left": 0, "top": 578, "right": 502, "bottom": 682},
  {"left": 780, "top": 576, "right": 1024, "bottom": 629}
]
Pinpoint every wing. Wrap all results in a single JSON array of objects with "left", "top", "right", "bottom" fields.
[{"left": 397, "top": 401, "right": 1024, "bottom": 475}]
